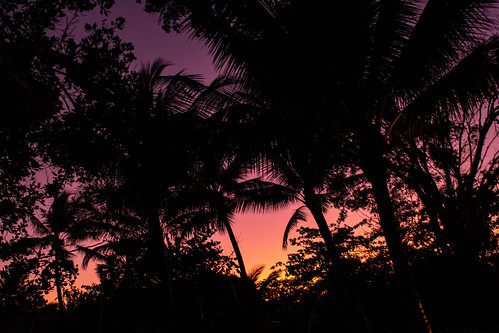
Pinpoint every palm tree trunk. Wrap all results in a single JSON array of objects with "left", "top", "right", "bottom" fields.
[
  {"left": 53, "top": 257, "right": 65, "bottom": 333},
  {"left": 368, "top": 170, "right": 431, "bottom": 333},
  {"left": 304, "top": 189, "right": 371, "bottom": 333},
  {"left": 222, "top": 218, "right": 249, "bottom": 280},
  {"left": 55, "top": 276, "right": 64, "bottom": 313},
  {"left": 358, "top": 133, "right": 432, "bottom": 333},
  {"left": 145, "top": 207, "right": 188, "bottom": 333},
  {"left": 222, "top": 219, "right": 260, "bottom": 329},
  {"left": 55, "top": 274, "right": 64, "bottom": 313},
  {"left": 145, "top": 207, "right": 175, "bottom": 305}
]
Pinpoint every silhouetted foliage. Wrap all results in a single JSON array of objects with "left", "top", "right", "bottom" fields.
[
  {"left": 0, "top": 0, "right": 132, "bottom": 238},
  {"left": 145, "top": 1, "right": 499, "bottom": 331},
  {"left": 2, "top": 1, "right": 499, "bottom": 332}
]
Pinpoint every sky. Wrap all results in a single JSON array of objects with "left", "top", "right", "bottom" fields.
[
  {"left": 79, "top": 0, "right": 218, "bottom": 82},
  {"left": 59, "top": 0, "right": 499, "bottom": 300},
  {"left": 68, "top": 3, "right": 498, "bottom": 286},
  {"left": 66, "top": 1, "right": 371, "bottom": 292},
  {"left": 70, "top": 0, "right": 309, "bottom": 289}
]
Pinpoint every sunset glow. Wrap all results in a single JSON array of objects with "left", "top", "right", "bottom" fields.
[{"left": 2, "top": 1, "right": 499, "bottom": 332}]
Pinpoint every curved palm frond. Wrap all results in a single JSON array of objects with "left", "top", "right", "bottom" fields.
[
  {"left": 398, "top": 35, "right": 499, "bottom": 130},
  {"left": 258, "top": 268, "right": 281, "bottom": 293},
  {"left": 392, "top": 0, "right": 496, "bottom": 96},
  {"left": 282, "top": 205, "right": 308, "bottom": 250},
  {"left": 139, "top": 58, "right": 173, "bottom": 92},
  {"left": 79, "top": 243, "right": 117, "bottom": 270},
  {"left": 234, "top": 178, "right": 297, "bottom": 213},
  {"left": 247, "top": 264, "right": 265, "bottom": 282},
  {"left": 186, "top": 75, "right": 240, "bottom": 118},
  {"left": 30, "top": 215, "right": 50, "bottom": 236}
]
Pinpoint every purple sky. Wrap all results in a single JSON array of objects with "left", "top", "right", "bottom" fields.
[{"left": 81, "top": 0, "right": 218, "bottom": 82}]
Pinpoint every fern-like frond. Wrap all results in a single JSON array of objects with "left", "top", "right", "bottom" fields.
[{"left": 282, "top": 205, "right": 308, "bottom": 250}]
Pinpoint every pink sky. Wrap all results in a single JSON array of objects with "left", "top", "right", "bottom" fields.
[{"left": 75, "top": 205, "right": 346, "bottom": 289}]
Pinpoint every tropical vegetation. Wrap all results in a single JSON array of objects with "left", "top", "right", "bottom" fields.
[{"left": 1, "top": 1, "right": 499, "bottom": 332}]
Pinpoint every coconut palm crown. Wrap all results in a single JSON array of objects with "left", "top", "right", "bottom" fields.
[{"left": 144, "top": 1, "right": 499, "bottom": 332}]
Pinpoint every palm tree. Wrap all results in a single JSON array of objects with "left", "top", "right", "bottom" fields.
[
  {"left": 258, "top": 109, "right": 372, "bottom": 331},
  {"left": 29, "top": 190, "right": 94, "bottom": 331},
  {"left": 96, "top": 60, "right": 211, "bottom": 302},
  {"left": 77, "top": 190, "right": 150, "bottom": 293},
  {"left": 194, "top": 100, "right": 372, "bottom": 329},
  {"left": 61, "top": 58, "right": 244, "bottom": 311},
  {"left": 145, "top": 1, "right": 499, "bottom": 331},
  {"left": 170, "top": 151, "right": 296, "bottom": 281}
]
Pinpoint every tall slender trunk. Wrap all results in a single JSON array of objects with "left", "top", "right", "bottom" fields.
[
  {"left": 358, "top": 132, "right": 432, "bottom": 333},
  {"left": 304, "top": 189, "right": 371, "bottom": 333},
  {"left": 145, "top": 207, "right": 175, "bottom": 305},
  {"left": 223, "top": 218, "right": 249, "bottom": 280},
  {"left": 223, "top": 219, "right": 260, "bottom": 332},
  {"left": 53, "top": 255, "right": 65, "bottom": 333},
  {"left": 55, "top": 271, "right": 64, "bottom": 313},
  {"left": 145, "top": 206, "right": 187, "bottom": 333}
]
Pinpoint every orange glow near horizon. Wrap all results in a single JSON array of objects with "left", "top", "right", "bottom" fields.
[
  {"left": 71, "top": 206, "right": 354, "bottom": 292},
  {"left": 72, "top": 208, "right": 302, "bottom": 289}
]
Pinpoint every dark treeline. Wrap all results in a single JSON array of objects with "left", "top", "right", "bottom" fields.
[{"left": 1, "top": 1, "right": 499, "bottom": 332}]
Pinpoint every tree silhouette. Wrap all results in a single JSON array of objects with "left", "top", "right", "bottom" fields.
[
  {"left": 211, "top": 90, "right": 371, "bottom": 329},
  {"left": 0, "top": 0, "right": 130, "bottom": 263},
  {"left": 174, "top": 148, "right": 297, "bottom": 281},
  {"left": 0, "top": 259, "right": 47, "bottom": 312},
  {"left": 392, "top": 95, "right": 499, "bottom": 265},
  {"left": 19, "top": 189, "right": 96, "bottom": 332},
  {"left": 3, "top": 1, "right": 499, "bottom": 331},
  {"left": 44, "top": 57, "right": 249, "bottom": 331},
  {"left": 145, "top": 1, "right": 499, "bottom": 331}
]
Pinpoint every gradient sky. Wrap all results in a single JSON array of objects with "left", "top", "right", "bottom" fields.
[
  {"left": 73, "top": 0, "right": 303, "bottom": 288},
  {"left": 70, "top": 1, "right": 368, "bottom": 291}
]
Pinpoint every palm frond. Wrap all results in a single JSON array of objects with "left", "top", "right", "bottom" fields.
[
  {"left": 367, "top": 0, "right": 418, "bottom": 84},
  {"left": 234, "top": 178, "right": 297, "bottom": 213},
  {"left": 399, "top": 35, "right": 499, "bottom": 130},
  {"left": 167, "top": 209, "right": 218, "bottom": 237},
  {"left": 282, "top": 205, "right": 308, "bottom": 250},
  {"left": 139, "top": 58, "right": 173, "bottom": 92},
  {"left": 187, "top": 75, "right": 240, "bottom": 118},
  {"left": 393, "top": 0, "right": 496, "bottom": 95},
  {"left": 258, "top": 269, "right": 281, "bottom": 292},
  {"left": 159, "top": 73, "right": 205, "bottom": 114},
  {"left": 30, "top": 215, "right": 50, "bottom": 236},
  {"left": 78, "top": 244, "right": 109, "bottom": 270},
  {"left": 262, "top": 158, "right": 303, "bottom": 191},
  {"left": 247, "top": 264, "right": 265, "bottom": 282}
]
